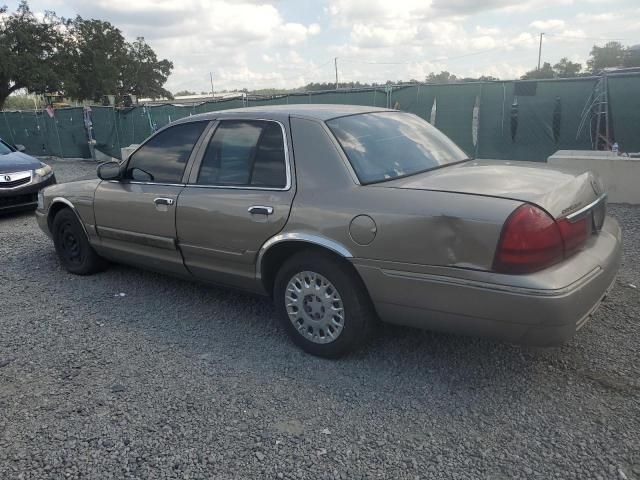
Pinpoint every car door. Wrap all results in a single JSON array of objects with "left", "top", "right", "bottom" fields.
[
  {"left": 176, "top": 118, "right": 295, "bottom": 290},
  {"left": 93, "top": 120, "right": 210, "bottom": 275}
]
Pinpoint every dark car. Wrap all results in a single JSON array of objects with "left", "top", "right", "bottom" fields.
[{"left": 0, "top": 139, "right": 56, "bottom": 213}]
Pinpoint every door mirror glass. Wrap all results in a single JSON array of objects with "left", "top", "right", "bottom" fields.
[
  {"left": 14, "top": 144, "right": 26, "bottom": 152},
  {"left": 97, "top": 161, "right": 122, "bottom": 181}
]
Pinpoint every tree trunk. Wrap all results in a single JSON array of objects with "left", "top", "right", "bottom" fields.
[{"left": 0, "top": 83, "right": 24, "bottom": 110}]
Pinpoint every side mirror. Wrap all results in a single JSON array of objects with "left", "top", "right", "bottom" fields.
[
  {"left": 97, "top": 161, "right": 122, "bottom": 181},
  {"left": 14, "top": 144, "right": 26, "bottom": 152}
]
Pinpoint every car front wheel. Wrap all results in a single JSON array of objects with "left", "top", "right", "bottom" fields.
[
  {"left": 52, "top": 208, "right": 107, "bottom": 275},
  {"left": 274, "top": 250, "right": 374, "bottom": 358}
]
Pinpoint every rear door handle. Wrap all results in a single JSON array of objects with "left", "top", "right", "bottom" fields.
[
  {"left": 248, "top": 205, "right": 274, "bottom": 215},
  {"left": 154, "top": 197, "right": 175, "bottom": 206}
]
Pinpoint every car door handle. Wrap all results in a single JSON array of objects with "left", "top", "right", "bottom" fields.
[
  {"left": 248, "top": 205, "right": 274, "bottom": 215},
  {"left": 154, "top": 197, "right": 175, "bottom": 206}
]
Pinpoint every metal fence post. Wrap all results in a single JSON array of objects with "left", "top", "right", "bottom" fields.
[
  {"left": 112, "top": 107, "right": 122, "bottom": 153},
  {"left": 53, "top": 110, "right": 64, "bottom": 158},
  {"left": 2, "top": 111, "right": 17, "bottom": 145}
]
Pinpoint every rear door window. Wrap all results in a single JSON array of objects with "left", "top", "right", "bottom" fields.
[{"left": 196, "top": 120, "right": 287, "bottom": 188}]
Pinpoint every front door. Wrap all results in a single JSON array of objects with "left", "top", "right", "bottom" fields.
[
  {"left": 176, "top": 119, "right": 295, "bottom": 290},
  {"left": 93, "top": 121, "right": 209, "bottom": 275}
]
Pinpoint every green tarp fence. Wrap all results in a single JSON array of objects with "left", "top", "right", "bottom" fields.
[{"left": 1, "top": 73, "right": 638, "bottom": 161}]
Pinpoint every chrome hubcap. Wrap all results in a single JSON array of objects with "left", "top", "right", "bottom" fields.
[{"left": 285, "top": 271, "right": 345, "bottom": 344}]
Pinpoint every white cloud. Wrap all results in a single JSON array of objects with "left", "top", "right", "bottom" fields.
[
  {"left": 576, "top": 12, "right": 617, "bottom": 22},
  {"left": 471, "top": 36, "right": 498, "bottom": 49},
  {"left": 530, "top": 19, "right": 566, "bottom": 30},
  {"left": 14, "top": 0, "right": 640, "bottom": 92},
  {"left": 509, "top": 32, "right": 537, "bottom": 48},
  {"left": 475, "top": 26, "right": 501, "bottom": 35},
  {"left": 350, "top": 23, "right": 418, "bottom": 47}
]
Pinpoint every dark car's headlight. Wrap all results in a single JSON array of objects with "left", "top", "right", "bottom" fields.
[{"left": 34, "top": 164, "right": 53, "bottom": 180}]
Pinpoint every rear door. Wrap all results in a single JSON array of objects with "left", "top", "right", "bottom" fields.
[
  {"left": 93, "top": 121, "right": 210, "bottom": 275},
  {"left": 176, "top": 119, "right": 295, "bottom": 289}
]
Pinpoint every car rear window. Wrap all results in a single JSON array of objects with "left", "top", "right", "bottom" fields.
[{"left": 326, "top": 112, "right": 468, "bottom": 184}]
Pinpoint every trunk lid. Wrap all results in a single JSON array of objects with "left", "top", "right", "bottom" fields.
[{"left": 375, "top": 159, "right": 604, "bottom": 219}]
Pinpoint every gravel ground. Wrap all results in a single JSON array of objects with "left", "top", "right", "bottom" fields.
[{"left": 1, "top": 158, "right": 639, "bottom": 480}]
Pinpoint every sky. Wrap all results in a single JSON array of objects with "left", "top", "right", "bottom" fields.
[{"left": 6, "top": 0, "right": 640, "bottom": 93}]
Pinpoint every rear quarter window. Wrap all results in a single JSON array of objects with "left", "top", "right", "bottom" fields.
[{"left": 326, "top": 112, "right": 467, "bottom": 184}]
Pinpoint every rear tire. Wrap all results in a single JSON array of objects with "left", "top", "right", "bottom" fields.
[
  {"left": 273, "top": 250, "right": 374, "bottom": 358},
  {"left": 52, "top": 208, "right": 107, "bottom": 275}
]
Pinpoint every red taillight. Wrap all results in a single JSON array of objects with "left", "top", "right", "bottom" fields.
[
  {"left": 557, "top": 216, "right": 590, "bottom": 257},
  {"left": 493, "top": 205, "right": 564, "bottom": 274},
  {"left": 494, "top": 204, "right": 592, "bottom": 274}
]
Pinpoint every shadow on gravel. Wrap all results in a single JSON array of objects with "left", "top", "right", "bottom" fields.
[
  {"left": 0, "top": 210, "right": 36, "bottom": 222},
  {"left": 67, "top": 262, "right": 558, "bottom": 397},
  {"left": 15, "top": 239, "right": 593, "bottom": 407}
]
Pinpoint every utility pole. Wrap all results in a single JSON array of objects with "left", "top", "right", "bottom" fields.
[
  {"left": 209, "top": 72, "right": 215, "bottom": 99},
  {"left": 537, "top": 33, "right": 544, "bottom": 70},
  {"left": 334, "top": 57, "right": 339, "bottom": 90}
]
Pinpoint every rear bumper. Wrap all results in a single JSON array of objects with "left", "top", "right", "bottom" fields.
[
  {"left": 354, "top": 216, "right": 622, "bottom": 346},
  {"left": 0, "top": 174, "right": 56, "bottom": 214}
]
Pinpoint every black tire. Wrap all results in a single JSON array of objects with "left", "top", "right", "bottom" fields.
[
  {"left": 52, "top": 208, "right": 107, "bottom": 275},
  {"left": 273, "top": 250, "right": 375, "bottom": 358}
]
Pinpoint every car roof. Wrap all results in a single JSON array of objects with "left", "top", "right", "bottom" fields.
[{"left": 179, "top": 104, "right": 395, "bottom": 123}]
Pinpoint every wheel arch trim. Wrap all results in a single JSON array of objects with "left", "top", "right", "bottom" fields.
[
  {"left": 256, "top": 232, "right": 354, "bottom": 281},
  {"left": 48, "top": 197, "right": 90, "bottom": 238}
]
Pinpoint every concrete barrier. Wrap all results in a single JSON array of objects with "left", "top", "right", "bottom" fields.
[
  {"left": 547, "top": 150, "right": 640, "bottom": 204},
  {"left": 121, "top": 144, "right": 140, "bottom": 161}
]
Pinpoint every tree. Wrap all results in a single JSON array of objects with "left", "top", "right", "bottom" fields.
[
  {"left": 0, "top": 1, "right": 65, "bottom": 109},
  {"left": 520, "top": 62, "right": 556, "bottom": 80},
  {"left": 120, "top": 37, "right": 173, "bottom": 100},
  {"left": 553, "top": 57, "right": 582, "bottom": 78},
  {"left": 627, "top": 45, "right": 640, "bottom": 68},
  {"left": 426, "top": 71, "right": 458, "bottom": 83},
  {"left": 175, "top": 90, "right": 197, "bottom": 97},
  {"left": 2, "top": 94, "right": 41, "bottom": 110},
  {"left": 61, "top": 17, "right": 128, "bottom": 102},
  {"left": 587, "top": 41, "right": 627, "bottom": 72},
  {"left": 60, "top": 19, "right": 173, "bottom": 101}
]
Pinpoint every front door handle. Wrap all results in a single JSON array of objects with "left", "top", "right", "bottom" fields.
[
  {"left": 154, "top": 197, "right": 175, "bottom": 206},
  {"left": 248, "top": 205, "right": 274, "bottom": 215}
]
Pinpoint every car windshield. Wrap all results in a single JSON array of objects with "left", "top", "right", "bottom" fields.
[
  {"left": 0, "top": 140, "right": 14, "bottom": 156},
  {"left": 326, "top": 112, "right": 468, "bottom": 184}
]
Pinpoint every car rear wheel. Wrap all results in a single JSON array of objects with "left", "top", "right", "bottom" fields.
[
  {"left": 273, "top": 250, "right": 374, "bottom": 358},
  {"left": 52, "top": 208, "right": 107, "bottom": 275}
]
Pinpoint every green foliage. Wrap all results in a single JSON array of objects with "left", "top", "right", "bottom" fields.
[
  {"left": 61, "top": 17, "right": 129, "bottom": 102},
  {"left": 121, "top": 37, "right": 173, "bottom": 100},
  {"left": 62, "top": 19, "right": 173, "bottom": 101},
  {"left": 426, "top": 71, "right": 458, "bottom": 83},
  {"left": 2, "top": 94, "right": 42, "bottom": 110},
  {"left": 587, "top": 41, "right": 640, "bottom": 71},
  {"left": 0, "top": 1, "right": 173, "bottom": 108},
  {"left": 521, "top": 62, "right": 556, "bottom": 80},
  {"left": 587, "top": 42, "right": 626, "bottom": 71},
  {"left": 175, "top": 90, "right": 197, "bottom": 96},
  {"left": 521, "top": 43, "right": 640, "bottom": 80},
  {"left": 553, "top": 57, "right": 582, "bottom": 78},
  {"left": 0, "top": 1, "right": 65, "bottom": 108}
]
